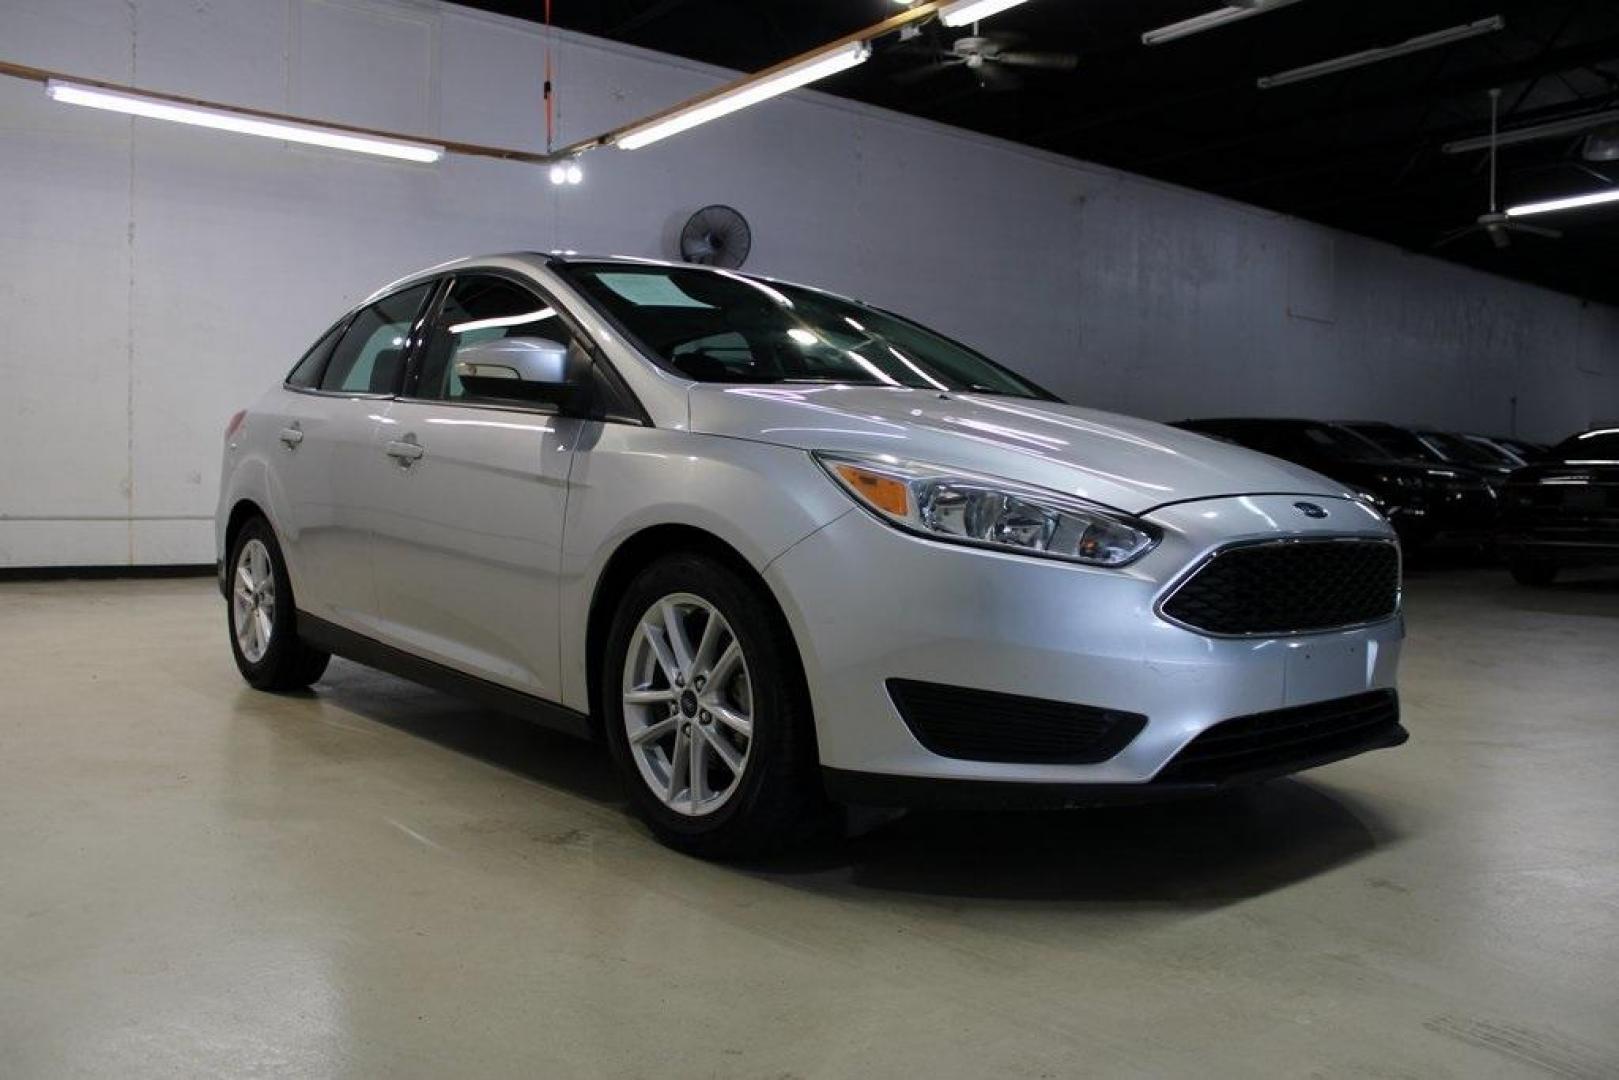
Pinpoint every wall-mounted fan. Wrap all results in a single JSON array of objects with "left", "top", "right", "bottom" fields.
[{"left": 679, "top": 205, "right": 752, "bottom": 268}]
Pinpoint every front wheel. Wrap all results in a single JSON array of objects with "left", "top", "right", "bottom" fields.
[
  {"left": 601, "top": 553, "right": 827, "bottom": 858},
  {"left": 227, "top": 517, "right": 330, "bottom": 690}
]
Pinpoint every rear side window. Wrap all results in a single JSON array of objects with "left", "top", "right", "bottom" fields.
[
  {"left": 286, "top": 320, "right": 345, "bottom": 388},
  {"left": 319, "top": 283, "right": 434, "bottom": 394}
]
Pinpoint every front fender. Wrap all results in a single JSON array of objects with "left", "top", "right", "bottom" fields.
[{"left": 557, "top": 427, "right": 851, "bottom": 713}]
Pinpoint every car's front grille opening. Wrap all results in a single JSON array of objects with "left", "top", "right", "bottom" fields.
[
  {"left": 1160, "top": 538, "right": 1399, "bottom": 636},
  {"left": 1155, "top": 690, "right": 1401, "bottom": 785},
  {"left": 887, "top": 679, "right": 1146, "bottom": 765}
]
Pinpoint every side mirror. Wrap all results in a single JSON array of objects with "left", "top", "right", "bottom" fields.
[{"left": 453, "top": 336, "right": 590, "bottom": 408}]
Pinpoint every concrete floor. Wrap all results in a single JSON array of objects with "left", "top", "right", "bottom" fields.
[{"left": 1, "top": 568, "right": 1616, "bottom": 1079}]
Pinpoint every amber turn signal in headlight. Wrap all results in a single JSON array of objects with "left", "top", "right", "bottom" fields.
[{"left": 830, "top": 462, "right": 912, "bottom": 516}]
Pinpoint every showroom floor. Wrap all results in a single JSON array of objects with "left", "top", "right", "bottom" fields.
[{"left": 1, "top": 569, "right": 1616, "bottom": 1079}]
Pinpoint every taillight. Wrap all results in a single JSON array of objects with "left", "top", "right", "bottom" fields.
[{"left": 225, "top": 410, "right": 247, "bottom": 441}]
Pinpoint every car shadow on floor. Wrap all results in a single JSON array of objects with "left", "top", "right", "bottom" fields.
[
  {"left": 303, "top": 661, "right": 1400, "bottom": 907},
  {"left": 306, "top": 661, "right": 625, "bottom": 805},
  {"left": 745, "top": 780, "right": 1397, "bottom": 905}
]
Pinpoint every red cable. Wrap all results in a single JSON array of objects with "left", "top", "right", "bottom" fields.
[{"left": 543, "top": 0, "right": 554, "bottom": 152}]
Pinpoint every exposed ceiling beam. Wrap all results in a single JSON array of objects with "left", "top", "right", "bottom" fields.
[
  {"left": 1065, "top": 34, "right": 1619, "bottom": 172},
  {"left": 1444, "top": 105, "right": 1619, "bottom": 153},
  {"left": 1029, "top": 31, "right": 1619, "bottom": 149}
]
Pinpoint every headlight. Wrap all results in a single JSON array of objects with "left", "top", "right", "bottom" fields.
[{"left": 813, "top": 452, "right": 1158, "bottom": 567}]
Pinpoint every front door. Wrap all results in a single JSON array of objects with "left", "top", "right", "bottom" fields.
[{"left": 365, "top": 273, "right": 580, "bottom": 697}]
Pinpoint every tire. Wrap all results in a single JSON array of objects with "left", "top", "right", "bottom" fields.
[
  {"left": 1509, "top": 557, "right": 1559, "bottom": 587},
  {"left": 601, "top": 552, "right": 828, "bottom": 858},
  {"left": 226, "top": 517, "right": 331, "bottom": 691}
]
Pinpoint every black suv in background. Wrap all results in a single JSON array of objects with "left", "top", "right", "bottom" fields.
[
  {"left": 1173, "top": 418, "right": 1496, "bottom": 546},
  {"left": 1497, "top": 428, "right": 1619, "bottom": 584}
]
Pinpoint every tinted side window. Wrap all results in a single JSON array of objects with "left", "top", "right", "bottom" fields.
[
  {"left": 287, "top": 320, "right": 346, "bottom": 388},
  {"left": 418, "top": 275, "right": 572, "bottom": 401},
  {"left": 319, "top": 283, "right": 434, "bottom": 394}
]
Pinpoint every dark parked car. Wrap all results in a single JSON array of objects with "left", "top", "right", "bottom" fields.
[
  {"left": 1340, "top": 421, "right": 1512, "bottom": 488},
  {"left": 1172, "top": 418, "right": 1495, "bottom": 545},
  {"left": 1497, "top": 428, "right": 1619, "bottom": 585}
]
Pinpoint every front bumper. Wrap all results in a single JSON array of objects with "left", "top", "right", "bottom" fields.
[
  {"left": 764, "top": 493, "right": 1404, "bottom": 797},
  {"left": 824, "top": 718, "right": 1408, "bottom": 809}
]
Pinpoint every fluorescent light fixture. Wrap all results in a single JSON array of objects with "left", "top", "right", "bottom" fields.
[
  {"left": 1258, "top": 16, "right": 1503, "bottom": 89},
  {"left": 939, "top": 0, "right": 1032, "bottom": 28},
  {"left": 45, "top": 79, "right": 443, "bottom": 163},
  {"left": 1505, "top": 188, "right": 1619, "bottom": 218},
  {"left": 615, "top": 41, "right": 870, "bottom": 150},
  {"left": 1143, "top": 0, "right": 1305, "bottom": 46},
  {"left": 1445, "top": 107, "right": 1619, "bottom": 154}
]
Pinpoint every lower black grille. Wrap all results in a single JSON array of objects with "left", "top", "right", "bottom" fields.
[
  {"left": 1156, "top": 690, "right": 1401, "bottom": 785},
  {"left": 1161, "top": 539, "right": 1399, "bottom": 636},
  {"left": 887, "top": 680, "right": 1146, "bottom": 765}
]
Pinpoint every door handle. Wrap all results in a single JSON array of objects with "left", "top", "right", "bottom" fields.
[
  {"left": 385, "top": 438, "right": 425, "bottom": 466},
  {"left": 278, "top": 426, "right": 304, "bottom": 449}
]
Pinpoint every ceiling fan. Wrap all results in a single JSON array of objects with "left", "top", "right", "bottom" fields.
[
  {"left": 1436, "top": 89, "right": 1563, "bottom": 250},
  {"left": 893, "top": 31, "right": 1078, "bottom": 92}
]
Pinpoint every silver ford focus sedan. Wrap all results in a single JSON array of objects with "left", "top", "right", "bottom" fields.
[{"left": 217, "top": 253, "right": 1406, "bottom": 856}]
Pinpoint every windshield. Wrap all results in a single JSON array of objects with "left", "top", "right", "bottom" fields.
[
  {"left": 1348, "top": 424, "right": 1434, "bottom": 461},
  {"left": 1286, "top": 422, "right": 1385, "bottom": 461},
  {"left": 1419, "top": 431, "right": 1504, "bottom": 467},
  {"left": 1552, "top": 429, "right": 1619, "bottom": 462},
  {"left": 1459, "top": 437, "right": 1522, "bottom": 467},
  {"left": 563, "top": 263, "right": 1056, "bottom": 400}
]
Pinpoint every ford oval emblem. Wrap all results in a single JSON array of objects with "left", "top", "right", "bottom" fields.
[{"left": 1294, "top": 501, "right": 1328, "bottom": 519}]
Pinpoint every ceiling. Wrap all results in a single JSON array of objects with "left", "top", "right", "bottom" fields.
[{"left": 462, "top": 0, "right": 1619, "bottom": 305}]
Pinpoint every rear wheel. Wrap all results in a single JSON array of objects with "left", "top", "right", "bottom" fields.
[
  {"left": 601, "top": 553, "right": 827, "bottom": 858},
  {"left": 227, "top": 517, "right": 330, "bottom": 690},
  {"left": 1509, "top": 557, "right": 1559, "bottom": 587}
]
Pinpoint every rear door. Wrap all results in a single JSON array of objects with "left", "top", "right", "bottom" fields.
[
  {"left": 366, "top": 272, "right": 582, "bottom": 696},
  {"left": 269, "top": 281, "right": 435, "bottom": 631}
]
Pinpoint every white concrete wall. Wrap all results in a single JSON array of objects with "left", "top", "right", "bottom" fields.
[{"left": 3, "top": 0, "right": 1617, "bottom": 567}]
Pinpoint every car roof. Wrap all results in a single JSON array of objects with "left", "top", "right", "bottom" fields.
[{"left": 365, "top": 251, "right": 863, "bottom": 308}]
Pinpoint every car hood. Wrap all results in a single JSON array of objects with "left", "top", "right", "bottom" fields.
[{"left": 687, "top": 385, "right": 1350, "bottom": 515}]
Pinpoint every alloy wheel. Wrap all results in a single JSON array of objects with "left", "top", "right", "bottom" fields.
[
  {"left": 232, "top": 538, "right": 276, "bottom": 663},
  {"left": 621, "top": 592, "right": 753, "bottom": 816}
]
